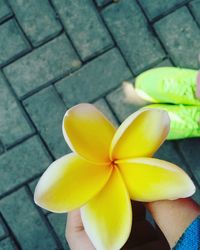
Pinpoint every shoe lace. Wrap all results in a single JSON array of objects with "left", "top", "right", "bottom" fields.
[
  {"left": 162, "top": 77, "right": 196, "bottom": 101},
  {"left": 178, "top": 105, "right": 200, "bottom": 130}
]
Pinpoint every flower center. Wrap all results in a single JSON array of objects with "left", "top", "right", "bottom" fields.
[{"left": 110, "top": 159, "right": 117, "bottom": 168}]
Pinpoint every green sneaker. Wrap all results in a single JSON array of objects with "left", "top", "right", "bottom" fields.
[
  {"left": 135, "top": 67, "right": 200, "bottom": 105},
  {"left": 145, "top": 104, "right": 200, "bottom": 140}
]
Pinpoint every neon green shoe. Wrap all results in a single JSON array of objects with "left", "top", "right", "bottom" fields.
[
  {"left": 145, "top": 104, "right": 200, "bottom": 140},
  {"left": 135, "top": 67, "right": 200, "bottom": 105}
]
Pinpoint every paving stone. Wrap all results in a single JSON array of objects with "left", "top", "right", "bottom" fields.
[
  {"left": 139, "top": 0, "right": 188, "bottom": 20},
  {"left": 155, "top": 141, "right": 189, "bottom": 174},
  {"left": 106, "top": 83, "right": 149, "bottom": 122},
  {"left": 8, "top": 0, "right": 62, "bottom": 47},
  {"left": 102, "top": 0, "right": 165, "bottom": 74},
  {"left": 52, "top": 0, "right": 113, "bottom": 61},
  {"left": 0, "top": 219, "right": 7, "bottom": 239},
  {"left": 155, "top": 58, "right": 173, "bottom": 67},
  {"left": 0, "top": 0, "right": 12, "bottom": 22},
  {"left": 154, "top": 7, "right": 200, "bottom": 69},
  {"left": 55, "top": 48, "right": 132, "bottom": 107},
  {"left": 0, "top": 136, "right": 51, "bottom": 195},
  {"left": 24, "top": 86, "right": 70, "bottom": 158},
  {"left": 189, "top": 0, "right": 200, "bottom": 27},
  {"left": 0, "top": 188, "right": 57, "bottom": 249},
  {"left": 0, "top": 19, "right": 30, "bottom": 66},
  {"left": 177, "top": 138, "right": 200, "bottom": 185},
  {"left": 4, "top": 34, "right": 81, "bottom": 98},
  {"left": 0, "top": 141, "right": 4, "bottom": 155},
  {"left": 0, "top": 72, "right": 33, "bottom": 147},
  {"left": 0, "top": 238, "right": 15, "bottom": 250},
  {"left": 48, "top": 213, "right": 70, "bottom": 250},
  {"left": 93, "top": 98, "right": 119, "bottom": 127},
  {"left": 192, "top": 187, "right": 200, "bottom": 204},
  {"left": 95, "top": 0, "right": 112, "bottom": 7},
  {"left": 29, "top": 178, "right": 49, "bottom": 214}
]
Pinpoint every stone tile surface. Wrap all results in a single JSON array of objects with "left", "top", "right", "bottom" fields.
[
  {"left": 1, "top": 0, "right": 200, "bottom": 249},
  {"left": 106, "top": 84, "right": 149, "bottom": 122},
  {"left": 95, "top": 0, "right": 112, "bottom": 7},
  {"left": 0, "top": 219, "right": 7, "bottom": 239},
  {"left": 55, "top": 48, "right": 132, "bottom": 106},
  {"left": 0, "top": 0, "right": 12, "bottom": 22},
  {"left": 0, "top": 19, "right": 30, "bottom": 66},
  {"left": 102, "top": 0, "right": 165, "bottom": 74},
  {"left": 52, "top": 0, "right": 113, "bottom": 61},
  {"left": 0, "top": 136, "right": 51, "bottom": 195},
  {"left": 0, "top": 72, "right": 33, "bottom": 147},
  {"left": 94, "top": 98, "right": 119, "bottom": 126},
  {"left": 0, "top": 238, "right": 15, "bottom": 250},
  {"left": 23, "top": 86, "right": 70, "bottom": 158},
  {"left": 29, "top": 178, "right": 49, "bottom": 214},
  {"left": 139, "top": 0, "right": 188, "bottom": 20},
  {"left": 177, "top": 138, "right": 200, "bottom": 184},
  {"left": 189, "top": 0, "right": 200, "bottom": 26},
  {"left": 154, "top": 7, "right": 200, "bottom": 68},
  {"left": 8, "top": 0, "right": 62, "bottom": 46},
  {"left": 4, "top": 34, "right": 81, "bottom": 98},
  {"left": 48, "top": 213, "right": 70, "bottom": 250},
  {"left": 0, "top": 188, "right": 57, "bottom": 249}
]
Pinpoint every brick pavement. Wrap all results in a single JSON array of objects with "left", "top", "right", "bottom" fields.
[{"left": 0, "top": 0, "right": 200, "bottom": 249}]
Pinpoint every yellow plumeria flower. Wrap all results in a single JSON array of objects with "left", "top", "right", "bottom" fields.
[{"left": 34, "top": 103, "right": 195, "bottom": 250}]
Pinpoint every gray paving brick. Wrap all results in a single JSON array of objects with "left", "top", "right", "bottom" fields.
[
  {"left": 4, "top": 34, "right": 81, "bottom": 98},
  {"left": 0, "top": 188, "right": 57, "bottom": 249},
  {"left": 0, "top": 72, "right": 33, "bottom": 147},
  {"left": 189, "top": 0, "right": 200, "bottom": 27},
  {"left": 102, "top": 0, "right": 165, "bottom": 74},
  {"left": 155, "top": 58, "right": 173, "bottom": 67},
  {"left": 29, "top": 178, "right": 49, "bottom": 214},
  {"left": 139, "top": 0, "right": 188, "bottom": 20},
  {"left": 106, "top": 84, "right": 149, "bottom": 122},
  {"left": 0, "top": 0, "right": 12, "bottom": 22},
  {"left": 177, "top": 139, "right": 200, "bottom": 185},
  {"left": 193, "top": 187, "right": 200, "bottom": 204},
  {"left": 8, "top": 0, "right": 62, "bottom": 46},
  {"left": 0, "top": 19, "right": 30, "bottom": 66},
  {"left": 55, "top": 48, "right": 132, "bottom": 107},
  {"left": 0, "top": 238, "right": 15, "bottom": 250},
  {"left": 155, "top": 141, "right": 189, "bottom": 174},
  {"left": 52, "top": 0, "right": 113, "bottom": 61},
  {"left": 23, "top": 86, "right": 70, "bottom": 158},
  {"left": 0, "top": 136, "right": 51, "bottom": 195},
  {"left": 95, "top": 0, "right": 112, "bottom": 7},
  {"left": 48, "top": 213, "right": 69, "bottom": 250},
  {"left": 154, "top": 7, "right": 200, "bottom": 69},
  {"left": 0, "top": 220, "right": 7, "bottom": 239},
  {"left": 0, "top": 141, "right": 4, "bottom": 155},
  {"left": 94, "top": 98, "right": 119, "bottom": 127}
]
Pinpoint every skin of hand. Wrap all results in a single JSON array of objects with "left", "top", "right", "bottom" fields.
[
  {"left": 66, "top": 209, "right": 95, "bottom": 250},
  {"left": 66, "top": 198, "right": 200, "bottom": 250}
]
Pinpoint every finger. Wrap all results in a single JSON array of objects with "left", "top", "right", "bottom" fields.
[
  {"left": 66, "top": 209, "right": 83, "bottom": 237},
  {"left": 145, "top": 198, "right": 200, "bottom": 248},
  {"left": 66, "top": 210, "right": 95, "bottom": 250}
]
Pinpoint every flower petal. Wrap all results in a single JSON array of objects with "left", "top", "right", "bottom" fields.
[
  {"left": 110, "top": 108, "right": 170, "bottom": 160},
  {"left": 117, "top": 157, "right": 195, "bottom": 201},
  {"left": 63, "top": 103, "right": 116, "bottom": 163},
  {"left": 34, "top": 153, "right": 112, "bottom": 213},
  {"left": 81, "top": 167, "right": 132, "bottom": 250}
]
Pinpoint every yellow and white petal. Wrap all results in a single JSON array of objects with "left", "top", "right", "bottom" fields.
[
  {"left": 117, "top": 157, "right": 195, "bottom": 202},
  {"left": 63, "top": 103, "right": 116, "bottom": 163},
  {"left": 110, "top": 108, "right": 170, "bottom": 160},
  {"left": 34, "top": 153, "right": 112, "bottom": 213},
  {"left": 81, "top": 167, "right": 132, "bottom": 250}
]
